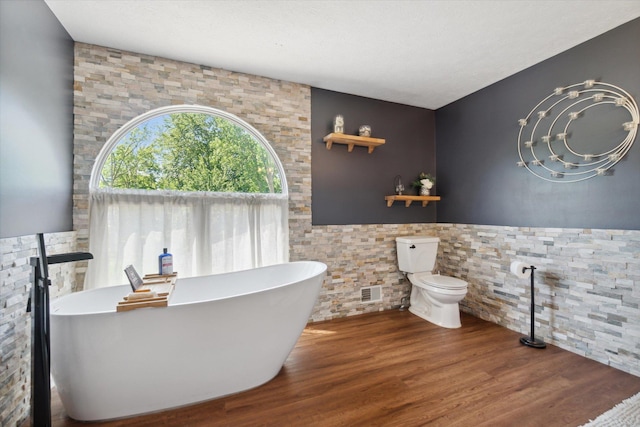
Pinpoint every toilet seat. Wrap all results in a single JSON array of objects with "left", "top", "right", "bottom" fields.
[{"left": 412, "top": 273, "right": 467, "bottom": 290}]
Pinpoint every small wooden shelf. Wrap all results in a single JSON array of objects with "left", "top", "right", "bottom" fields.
[
  {"left": 323, "top": 133, "right": 385, "bottom": 154},
  {"left": 385, "top": 195, "right": 441, "bottom": 207}
]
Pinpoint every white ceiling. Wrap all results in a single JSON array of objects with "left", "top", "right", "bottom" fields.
[{"left": 44, "top": 0, "right": 640, "bottom": 110}]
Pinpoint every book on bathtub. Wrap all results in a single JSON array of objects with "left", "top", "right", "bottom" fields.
[{"left": 124, "top": 265, "right": 143, "bottom": 291}]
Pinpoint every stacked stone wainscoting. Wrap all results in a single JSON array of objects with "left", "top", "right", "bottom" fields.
[
  {"left": 0, "top": 232, "right": 78, "bottom": 427},
  {"left": 73, "top": 43, "right": 312, "bottom": 289},
  {"left": 432, "top": 224, "right": 640, "bottom": 377},
  {"left": 304, "top": 224, "right": 438, "bottom": 322}
]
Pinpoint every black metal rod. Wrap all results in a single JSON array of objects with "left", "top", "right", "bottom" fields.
[
  {"left": 30, "top": 233, "right": 52, "bottom": 426},
  {"left": 529, "top": 266, "right": 535, "bottom": 339},
  {"left": 28, "top": 233, "right": 93, "bottom": 427},
  {"left": 519, "top": 265, "right": 546, "bottom": 349},
  {"left": 47, "top": 252, "right": 94, "bottom": 265}
]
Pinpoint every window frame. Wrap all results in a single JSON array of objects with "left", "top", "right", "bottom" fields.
[{"left": 89, "top": 104, "right": 288, "bottom": 195}]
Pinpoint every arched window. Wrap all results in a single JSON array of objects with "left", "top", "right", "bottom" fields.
[{"left": 86, "top": 105, "right": 289, "bottom": 289}]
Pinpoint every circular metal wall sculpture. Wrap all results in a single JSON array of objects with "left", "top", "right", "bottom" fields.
[{"left": 517, "top": 80, "right": 638, "bottom": 183}]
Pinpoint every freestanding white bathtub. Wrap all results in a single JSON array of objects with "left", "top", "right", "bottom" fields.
[{"left": 50, "top": 261, "right": 326, "bottom": 421}]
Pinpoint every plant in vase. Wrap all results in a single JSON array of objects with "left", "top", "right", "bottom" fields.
[{"left": 412, "top": 172, "right": 435, "bottom": 196}]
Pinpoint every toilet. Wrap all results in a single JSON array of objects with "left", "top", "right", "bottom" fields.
[{"left": 396, "top": 236, "right": 468, "bottom": 328}]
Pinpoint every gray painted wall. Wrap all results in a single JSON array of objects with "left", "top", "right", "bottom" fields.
[
  {"left": 436, "top": 18, "right": 640, "bottom": 230},
  {"left": 0, "top": 0, "right": 74, "bottom": 238},
  {"left": 311, "top": 88, "right": 436, "bottom": 225}
]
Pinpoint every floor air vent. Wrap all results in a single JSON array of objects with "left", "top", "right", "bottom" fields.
[{"left": 361, "top": 285, "right": 382, "bottom": 303}]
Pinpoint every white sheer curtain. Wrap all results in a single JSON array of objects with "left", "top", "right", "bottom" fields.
[{"left": 85, "top": 188, "right": 289, "bottom": 289}]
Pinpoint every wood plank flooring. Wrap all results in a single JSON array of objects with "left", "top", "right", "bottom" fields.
[{"left": 50, "top": 311, "right": 640, "bottom": 426}]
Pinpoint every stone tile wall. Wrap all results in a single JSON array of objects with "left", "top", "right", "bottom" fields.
[
  {"left": 432, "top": 224, "right": 640, "bottom": 377},
  {"left": 72, "top": 43, "right": 312, "bottom": 288},
  {"left": 0, "top": 232, "right": 78, "bottom": 427},
  {"left": 303, "top": 223, "right": 639, "bottom": 377},
  {"left": 302, "top": 224, "right": 434, "bottom": 322}
]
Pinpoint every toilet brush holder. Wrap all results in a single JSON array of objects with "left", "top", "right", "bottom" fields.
[{"left": 520, "top": 265, "right": 546, "bottom": 349}]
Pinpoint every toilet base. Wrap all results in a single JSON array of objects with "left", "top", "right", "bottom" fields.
[{"left": 409, "top": 304, "right": 461, "bottom": 329}]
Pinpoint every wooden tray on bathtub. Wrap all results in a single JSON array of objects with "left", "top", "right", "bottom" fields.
[{"left": 116, "top": 273, "right": 177, "bottom": 312}]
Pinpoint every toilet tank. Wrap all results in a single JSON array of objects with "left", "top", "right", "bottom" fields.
[{"left": 396, "top": 236, "right": 439, "bottom": 273}]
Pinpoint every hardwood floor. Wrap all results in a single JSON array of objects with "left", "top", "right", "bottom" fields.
[{"left": 51, "top": 311, "right": 640, "bottom": 427}]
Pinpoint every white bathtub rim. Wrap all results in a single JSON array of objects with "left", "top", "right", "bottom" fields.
[{"left": 51, "top": 260, "right": 327, "bottom": 316}]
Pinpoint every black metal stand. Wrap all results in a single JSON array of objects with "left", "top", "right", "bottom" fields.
[
  {"left": 27, "top": 233, "right": 93, "bottom": 427},
  {"left": 519, "top": 265, "right": 546, "bottom": 349}
]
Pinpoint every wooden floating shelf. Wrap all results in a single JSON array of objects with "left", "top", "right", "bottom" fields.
[
  {"left": 385, "top": 195, "right": 441, "bottom": 207},
  {"left": 323, "top": 133, "right": 385, "bottom": 154}
]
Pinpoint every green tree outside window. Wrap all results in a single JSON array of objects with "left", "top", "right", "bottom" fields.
[{"left": 100, "top": 113, "right": 281, "bottom": 193}]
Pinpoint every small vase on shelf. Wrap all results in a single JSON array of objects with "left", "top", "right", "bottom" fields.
[{"left": 412, "top": 173, "right": 435, "bottom": 197}]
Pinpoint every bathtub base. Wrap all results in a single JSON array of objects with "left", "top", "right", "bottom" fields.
[{"left": 60, "top": 361, "right": 283, "bottom": 421}]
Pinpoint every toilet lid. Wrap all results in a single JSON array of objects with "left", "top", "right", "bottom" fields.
[{"left": 413, "top": 273, "right": 467, "bottom": 290}]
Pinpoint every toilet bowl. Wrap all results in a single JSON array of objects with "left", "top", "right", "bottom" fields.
[
  {"left": 396, "top": 236, "right": 468, "bottom": 329},
  {"left": 407, "top": 272, "right": 467, "bottom": 328}
]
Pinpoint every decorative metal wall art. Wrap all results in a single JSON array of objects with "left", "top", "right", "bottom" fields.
[{"left": 517, "top": 80, "right": 638, "bottom": 183}]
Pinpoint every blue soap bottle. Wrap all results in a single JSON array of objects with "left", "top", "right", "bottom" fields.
[{"left": 158, "top": 248, "right": 173, "bottom": 275}]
